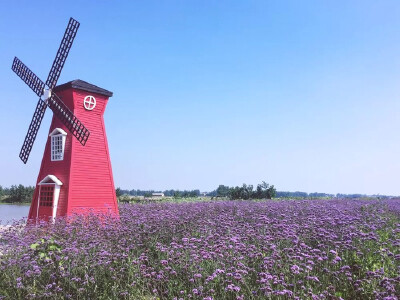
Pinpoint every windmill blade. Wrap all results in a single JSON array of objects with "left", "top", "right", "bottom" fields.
[
  {"left": 19, "top": 99, "right": 47, "bottom": 164},
  {"left": 46, "top": 18, "right": 80, "bottom": 90},
  {"left": 47, "top": 93, "right": 90, "bottom": 145},
  {"left": 12, "top": 57, "right": 45, "bottom": 97}
]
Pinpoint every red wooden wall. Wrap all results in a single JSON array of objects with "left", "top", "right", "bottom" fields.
[
  {"left": 28, "top": 83, "right": 118, "bottom": 221},
  {"left": 67, "top": 89, "right": 118, "bottom": 215}
]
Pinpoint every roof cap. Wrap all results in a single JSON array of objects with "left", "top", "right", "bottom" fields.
[
  {"left": 49, "top": 128, "right": 67, "bottom": 136},
  {"left": 53, "top": 79, "right": 113, "bottom": 97},
  {"left": 39, "top": 175, "right": 63, "bottom": 185}
]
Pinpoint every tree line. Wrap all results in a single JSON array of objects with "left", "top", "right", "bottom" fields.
[
  {"left": 115, "top": 185, "right": 395, "bottom": 200},
  {"left": 0, "top": 185, "right": 35, "bottom": 203},
  {"left": 116, "top": 181, "right": 277, "bottom": 200},
  {"left": 213, "top": 181, "right": 277, "bottom": 200},
  {"left": 116, "top": 188, "right": 201, "bottom": 198},
  {"left": 275, "top": 191, "right": 334, "bottom": 198}
]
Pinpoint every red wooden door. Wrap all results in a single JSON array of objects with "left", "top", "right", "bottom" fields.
[{"left": 37, "top": 185, "right": 54, "bottom": 221}]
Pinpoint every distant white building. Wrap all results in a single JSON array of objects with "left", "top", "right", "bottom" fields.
[{"left": 152, "top": 192, "right": 164, "bottom": 197}]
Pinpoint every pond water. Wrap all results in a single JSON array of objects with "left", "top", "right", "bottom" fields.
[{"left": 0, "top": 204, "right": 30, "bottom": 224}]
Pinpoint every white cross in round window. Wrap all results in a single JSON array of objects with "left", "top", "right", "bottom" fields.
[{"left": 84, "top": 95, "right": 96, "bottom": 111}]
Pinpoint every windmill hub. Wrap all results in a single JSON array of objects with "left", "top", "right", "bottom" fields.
[{"left": 41, "top": 87, "right": 51, "bottom": 101}]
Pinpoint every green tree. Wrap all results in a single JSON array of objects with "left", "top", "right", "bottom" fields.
[
  {"left": 116, "top": 187, "right": 122, "bottom": 198},
  {"left": 253, "top": 181, "right": 275, "bottom": 199},
  {"left": 239, "top": 184, "right": 253, "bottom": 200},
  {"left": 266, "top": 185, "right": 276, "bottom": 199},
  {"left": 8, "top": 184, "right": 33, "bottom": 203},
  {"left": 216, "top": 185, "right": 230, "bottom": 197},
  {"left": 189, "top": 190, "right": 200, "bottom": 197},
  {"left": 173, "top": 191, "right": 182, "bottom": 198},
  {"left": 229, "top": 186, "right": 241, "bottom": 200}
]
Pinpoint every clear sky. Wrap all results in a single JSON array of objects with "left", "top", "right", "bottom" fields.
[{"left": 0, "top": 0, "right": 399, "bottom": 195}]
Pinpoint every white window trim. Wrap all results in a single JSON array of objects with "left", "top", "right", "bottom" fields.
[
  {"left": 37, "top": 175, "right": 63, "bottom": 223},
  {"left": 49, "top": 128, "right": 67, "bottom": 162}
]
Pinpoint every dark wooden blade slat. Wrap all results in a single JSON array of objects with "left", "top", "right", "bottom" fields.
[
  {"left": 12, "top": 57, "right": 45, "bottom": 98},
  {"left": 19, "top": 99, "right": 47, "bottom": 164},
  {"left": 14, "top": 17, "right": 88, "bottom": 164},
  {"left": 47, "top": 93, "right": 90, "bottom": 145},
  {"left": 46, "top": 18, "right": 80, "bottom": 90}
]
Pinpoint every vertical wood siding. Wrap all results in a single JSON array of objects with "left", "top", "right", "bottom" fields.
[{"left": 28, "top": 86, "right": 119, "bottom": 221}]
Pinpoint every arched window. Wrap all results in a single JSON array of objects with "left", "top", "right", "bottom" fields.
[{"left": 49, "top": 128, "right": 67, "bottom": 161}]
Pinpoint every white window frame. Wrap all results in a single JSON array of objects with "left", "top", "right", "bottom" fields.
[{"left": 49, "top": 128, "right": 67, "bottom": 162}]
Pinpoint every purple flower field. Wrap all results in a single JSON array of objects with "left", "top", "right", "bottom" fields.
[{"left": 0, "top": 199, "right": 399, "bottom": 299}]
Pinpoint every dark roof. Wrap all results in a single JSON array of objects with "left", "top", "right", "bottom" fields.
[{"left": 53, "top": 79, "right": 113, "bottom": 97}]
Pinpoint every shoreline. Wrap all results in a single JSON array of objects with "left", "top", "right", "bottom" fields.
[{"left": 0, "top": 202, "right": 31, "bottom": 206}]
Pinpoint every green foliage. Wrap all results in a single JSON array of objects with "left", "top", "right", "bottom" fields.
[
  {"left": 173, "top": 191, "right": 182, "bottom": 198},
  {"left": 254, "top": 181, "right": 276, "bottom": 199},
  {"left": 30, "top": 238, "right": 63, "bottom": 262},
  {"left": 216, "top": 185, "right": 230, "bottom": 197},
  {"left": 276, "top": 191, "right": 309, "bottom": 198},
  {"left": 4, "top": 184, "right": 34, "bottom": 203},
  {"left": 219, "top": 181, "right": 277, "bottom": 200},
  {"left": 116, "top": 187, "right": 122, "bottom": 198}
]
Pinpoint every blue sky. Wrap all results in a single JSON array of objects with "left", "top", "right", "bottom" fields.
[{"left": 0, "top": 1, "right": 399, "bottom": 195}]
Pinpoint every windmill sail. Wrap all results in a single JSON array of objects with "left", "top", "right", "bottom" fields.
[
  {"left": 19, "top": 100, "right": 47, "bottom": 164},
  {"left": 12, "top": 17, "right": 87, "bottom": 164},
  {"left": 46, "top": 18, "right": 80, "bottom": 90},
  {"left": 12, "top": 57, "right": 45, "bottom": 98}
]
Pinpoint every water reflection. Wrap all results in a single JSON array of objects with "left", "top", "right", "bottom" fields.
[{"left": 0, "top": 204, "right": 30, "bottom": 224}]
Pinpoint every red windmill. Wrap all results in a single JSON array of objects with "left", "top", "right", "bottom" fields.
[{"left": 11, "top": 18, "right": 119, "bottom": 222}]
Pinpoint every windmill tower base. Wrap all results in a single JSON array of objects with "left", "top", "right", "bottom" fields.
[{"left": 28, "top": 80, "right": 119, "bottom": 222}]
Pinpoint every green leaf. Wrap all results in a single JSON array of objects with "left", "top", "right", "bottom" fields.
[
  {"left": 30, "top": 243, "right": 39, "bottom": 250},
  {"left": 49, "top": 245, "right": 60, "bottom": 251}
]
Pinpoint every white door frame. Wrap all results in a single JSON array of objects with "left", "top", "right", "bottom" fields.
[{"left": 37, "top": 175, "right": 63, "bottom": 223}]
